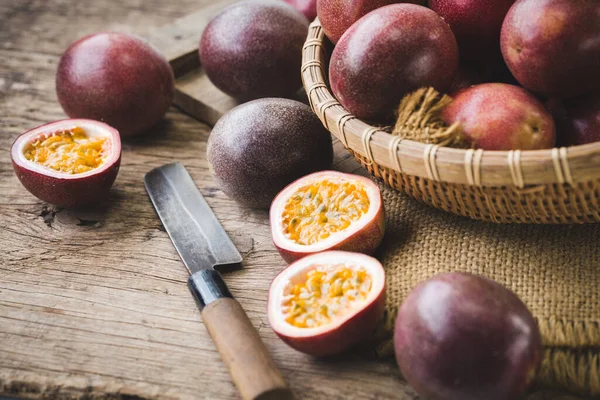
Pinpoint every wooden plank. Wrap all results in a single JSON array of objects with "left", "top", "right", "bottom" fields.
[
  {"left": 146, "top": 1, "right": 240, "bottom": 126},
  {"left": 147, "top": 1, "right": 309, "bottom": 126}
]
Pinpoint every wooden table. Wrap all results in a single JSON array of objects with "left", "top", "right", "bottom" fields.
[{"left": 0, "top": 1, "right": 581, "bottom": 399}]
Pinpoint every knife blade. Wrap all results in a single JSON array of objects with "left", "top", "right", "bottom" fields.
[
  {"left": 144, "top": 162, "right": 242, "bottom": 272},
  {"left": 145, "top": 163, "right": 293, "bottom": 400}
]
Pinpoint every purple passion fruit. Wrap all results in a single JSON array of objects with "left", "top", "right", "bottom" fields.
[
  {"left": 395, "top": 272, "right": 542, "bottom": 400},
  {"left": 56, "top": 32, "right": 175, "bottom": 138},
  {"left": 550, "top": 94, "right": 600, "bottom": 146},
  {"left": 268, "top": 251, "right": 385, "bottom": 356},
  {"left": 199, "top": 0, "right": 309, "bottom": 101},
  {"left": 501, "top": 0, "right": 600, "bottom": 98},
  {"left": 442, "top": 83, "right": 556, "bottom": 150},
  {"left": 317, "top": 0, "right": 426, "bottom": 44},
  {"left": 329, "top": 4, "right": 458, "bottom": 121},
  {"left": 11, "top": 119, "right": 121, "bottom": 208},
  {"left": 207, "top": 98, "right": 333, "bottom": 209},
  {"left": 284, "top": 0, "right": 317, "bottom": 20},
  {"left": 270, "top": 171, "right": 385, "bottom": 264},
  {"left": 429, "top": 0, "right": 515, "bottom": 62}
]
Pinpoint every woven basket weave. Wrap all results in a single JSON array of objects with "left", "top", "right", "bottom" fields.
[{"left": 301, "top": 19, "right": 600, "bottom": 224}]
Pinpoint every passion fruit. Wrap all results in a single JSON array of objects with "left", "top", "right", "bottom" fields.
[
  {"left": 394, "top": 272, "right": 543, "bottom": 400},
  {"left": 56, "top": 32, "right": 175, "bottom": 138},
  {"left": 11, "top": 119, "right": 121, "bottom": 208},
  {"left": 268, "top": 251, "right": 386, "bottom": 356},
  {"left": 207, "top": 98, "right": 333, "bottom": 209},
  {"left": 329, "top": 4, "right": 459, "bottom": 121},
  {"left": 270, "top": 171, "right": 385, "bottom": 263},
  {"left": 199, "top": 0, "right": 309, "bottom": 101}
]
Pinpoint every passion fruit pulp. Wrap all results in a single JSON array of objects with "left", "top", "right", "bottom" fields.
[
  {"left": 270, "top": 171, "right": 385, "bottom": 263},
  {"left": 11, "top": 119, "right": 121, "bottom": 208},
  {"left": 268, "top": 251, "right": 386, "bottom": 356}
]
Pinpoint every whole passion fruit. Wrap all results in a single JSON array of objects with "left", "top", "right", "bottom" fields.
[
  {"left": 329, "top": 4, "right": 459, "bottom": 121},
  {"left": 317, "top": 0, "right": 426, "bottom": 44},
  {"left": 199, "top": 0, "right": 309, "bottom": 101},
  {"left": 207, "top": 98, "right": 333, "bottom": 209},
  {"left": 284, "top": 0, "right": 317, "bottom": 20},
  {"left": 442, "top": 83, "right": 556, "bottom": 150},
  {"left": 394, "top": 272, "right": 543, "bottom": 400},
  {"left": 11, "top": 119, "right": 121, "bottom": 208},
  {"left": 268, "top": 251, "right": 386, "bottom": 356},
  {"left": 270, "top": 171, "right": 385, "bottom": 263},
  {"left": 56, "top": 32, "right": 175, "bottom": 138}
]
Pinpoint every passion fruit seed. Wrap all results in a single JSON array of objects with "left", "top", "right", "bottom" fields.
[
  {"left": 23, "top": 127, "right": 107, "bottom": 174},
  {"left": 281, "top": 180, "right": 370, "bottom": 245},
  {"left": 283, "top": 264, "right": 372, "bottom": 328}
]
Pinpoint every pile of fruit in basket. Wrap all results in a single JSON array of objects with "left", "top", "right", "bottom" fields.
[{"left": 8, "top": 0, "right": 598, "bottom": 398}]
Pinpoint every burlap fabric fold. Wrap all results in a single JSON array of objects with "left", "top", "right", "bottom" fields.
[{"left": 373, "top": 181, "right": 600, "bottom": 397}]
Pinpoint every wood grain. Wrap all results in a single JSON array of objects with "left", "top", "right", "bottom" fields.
[{"left": 0, "top": 1, "right": 585, "bottom": 399}]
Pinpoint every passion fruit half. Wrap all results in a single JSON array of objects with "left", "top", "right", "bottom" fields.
[
  {"left": 268, "top": 251, "right": 386, "bottom": 356},
  {"left": 11, "top": 119, "right": 121, "bottom": 208},
  {"left": 270, "top": 171, "right": 385, "bottom": 263}
]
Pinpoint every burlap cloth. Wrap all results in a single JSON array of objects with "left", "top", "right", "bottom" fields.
[{"left": 372, "top": 181, "right": 600, "bottom": 397}]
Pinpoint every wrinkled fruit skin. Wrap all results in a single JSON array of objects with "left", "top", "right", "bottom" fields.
[
  {"left": 430, "top": 0, "right": 515, "bottom": 62},
  {"left": 284, "top": 0, "right": 317, "bottom": 20},
  {"left": 395, "top": 272, "right": 543, "bottom": 400},
  {"left": 442, "top": 83, "right": 556, "bottom": 150},
  {"left": 207, "top": 98, "right": 333, "bottom": 209},
  {"left": 200, "top": 0, "right": 308, "bottom": 101},
  {"left": 329, "top": 4, "right": 458, "bottom": 121},
  {"left": 317, "top": 0, "right": 425, "bottom": 44},
  {"left": 549, "top": 94, "right": 600, "bottom": 146},
  {"left": 11, "top": 120, "right": 121, "bottom": 209},
  {"left": 500, "top": 0, "right": 600, "bottom": 98},
  {"left": 268, "top": 251, "right": 386, "bottom": 357},
  {"left": 56, "top": 32, "right": 174, "bottom": 138}
]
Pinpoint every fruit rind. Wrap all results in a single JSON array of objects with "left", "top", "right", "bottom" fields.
[
  {"left": 268, "top": 251, "right": 386, "bottom": 356},
  {"left": 270, "top": 171, "right": 384, "bottom": 263},
  {"left": 394, "top": 272, "right": 543, "bottom": 400},
  {"left": 11, "top": 119, "right": 121, "bottom": 208}
]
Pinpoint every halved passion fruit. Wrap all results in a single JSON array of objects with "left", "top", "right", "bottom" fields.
[
  {"left": 270, "top": 171, "right": 385, "bottom": 263},
  {"left": 268, "top": 251, "right": 386, "bottom": 356},
  {"left": 11, "top": 119, "right": 121, "bottom": 208}
]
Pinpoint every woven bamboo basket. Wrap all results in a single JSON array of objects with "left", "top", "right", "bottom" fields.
[{"left": 301, "top": 19, "right": 600, "bottom": 224}]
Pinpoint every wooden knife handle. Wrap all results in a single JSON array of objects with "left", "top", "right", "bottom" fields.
[{"left": 188, "top": 271, "right": 293, "bottom": 400}]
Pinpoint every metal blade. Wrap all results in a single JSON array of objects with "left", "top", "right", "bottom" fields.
[{"left": 144, "top": 163, "right": 242, "bottom": 274}]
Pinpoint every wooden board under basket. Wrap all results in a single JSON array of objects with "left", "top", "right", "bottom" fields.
[{"left": 146, "top": 0, "right": 307, "bottom": 127}]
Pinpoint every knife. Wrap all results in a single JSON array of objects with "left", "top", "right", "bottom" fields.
[{"left": 144, "top": 162, "right": 293, "bottom": 400}]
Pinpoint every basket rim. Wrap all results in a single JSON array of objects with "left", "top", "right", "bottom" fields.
[{"left": 301, "top": 19, "right": 600, "bottom": 188}]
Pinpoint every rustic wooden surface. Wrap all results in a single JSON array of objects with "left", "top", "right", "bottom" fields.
[{"left": 0, "top": 1, "right": 584, "bottom": 399}]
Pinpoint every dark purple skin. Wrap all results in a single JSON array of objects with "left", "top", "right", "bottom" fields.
[
  {"left": 317, "top": 0, "right": 426, "bottom": 44},
  {"left": 548, "top": 94, "right": 600, "bottom": 146},
  {"left": 56, "top": 32, "right": 175, "bottom": 138},
  {"left": 501, "top": 0, "right": 600, "bottom": 98},
  {"left": 429, "top": 0, "right": 515, "bottom": 62},
  {"left": 329, "top": 4, "right": 459, "bottom": 121},
  {"left": 207, "top": 98, "right": 333, "bottom": 209},
  {"left": 394, "top": 272, "right": 543, "bottom": 400},
  {"left": 199, "top": 0, "right": 308, "bottom": 102},
  {"left": 284, "top": 0, "right": 317, "bottom": 20}
]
